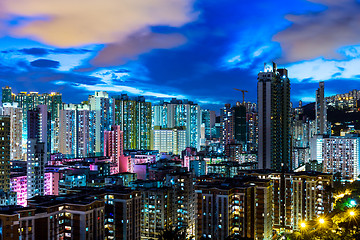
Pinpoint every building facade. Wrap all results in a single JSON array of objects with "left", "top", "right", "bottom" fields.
[
  {"left": 104, "top": 125, "right": 124, "bottom": 174},
  {"left": 0, "top": 116, "right": 10, "bottom": 193},
  {"left": 152, "top": 126, "right": 187, "bottom": 155},
  {"left": 257, "top": 62, "right": 291, "bottom": 171},
  {"left": 114, "top": 94, "right": 152, "bottom": 150},
  {"left": 315, "top": 81, "right": 328, "bottom": 135},
  {"left": 89, "top": 91, "right": 114, "bottom": 155},
  {"left": 153, "top": 99, "right": 201, "bottom": 150},
  {"left": 195, "top": 176, "right": 273, "bottom": 240},
  {"left": 2, "top": 102, "right": 23, "bottom": 160}
]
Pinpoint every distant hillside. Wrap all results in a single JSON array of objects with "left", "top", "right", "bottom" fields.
[
  {"left": 301, "top": 102, "right": 315, "bottom": 120},
  {"left": 301, "top": 102, "right": 360, "bottom": 132}
]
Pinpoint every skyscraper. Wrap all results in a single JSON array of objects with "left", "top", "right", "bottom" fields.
[
  {"left": 0, "top": 116, "right": 11, "bottom": 193},
  {"left": 152, "top": 126, "right": 186, "bottom": 155},
  {"left": 201, "top": 109, "right": 215, "bottom": 140},
  {"left": 220, "top": 103, "right": 234, "bottom": 146},
  {"left": 26, "top": 140, "right": 45, "bottom": 199},
  {"left": 2, "top": 103, "right": 23, "bottom": 160},
  {"left": 1, "top": 87, "right": 62, "bottom": 154},
  {"left": 246, "top": 111, "right": 258, "bottom": 152},
  {"left": 233, "top": 102, "right": 247, "bottom": 146},
  {"left": 114, "top": 94, "right": 152, "bottom": 150},
  {"left": 312, "top": 135, "right": 360, "bottom": 180},
  {"left": 258, "top": 62, "right": 291, "bottom": 171},
  {"left": 59, "top": 103, "right": 96, "bottom": 158},
  {"left": 104, "top": 125, "right": 124, "bottom": 173},
  {"left": 315, "top": 81, "right": 327, "bottom": 135},
  {"left": 1, "top": 86, "right": 14, "bottom": 103},
  {"left": 59, "top": 107, "right": 76, "bottom": 157},
  {"left": 152, "top": 99, "right": 201, "bottom": 150},
  {"left": 27, "top": 105, "right": 51, "bottom": 160},
  {"left": 60, "top": 103, "right": 97, "bottom": 158},
  {"left": 89, "top": 91, "right": 114, "bottom": 155}
]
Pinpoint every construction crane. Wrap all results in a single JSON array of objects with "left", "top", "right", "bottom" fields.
[{"left": 234, "top": 88, "right": 248, "bottom": 105}]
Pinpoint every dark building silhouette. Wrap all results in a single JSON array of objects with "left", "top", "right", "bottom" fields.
[{"left": 258, "top": 62, "right": 291, "bottom": 171}]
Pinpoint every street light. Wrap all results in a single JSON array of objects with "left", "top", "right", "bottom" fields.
[
  {"left": 350, "top": 200, "right": 357, "bottom": 206},
  {"left": 318, "top": 218, "right": 325, "bottom": 224},
  {"left": 300, "top": 222, "right": 306, "bottom": 229},
  {"left": 349, "top": 210, "right": 356, "bottom": 217}
]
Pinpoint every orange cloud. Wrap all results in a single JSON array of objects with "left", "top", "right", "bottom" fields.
[{"left": 1, "top": 0, "right": 196, "bottom": 47}]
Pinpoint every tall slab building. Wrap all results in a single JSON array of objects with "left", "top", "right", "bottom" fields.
[
  {"left": 257, "top": 62, "right": 291, "bottom": 171},
  {"left": 114, "top": 94, "right": 151, "bottom": 150},
  {"left": 152, "top": 99, "right": 201, "bottom": 150},
  {"left": 0, "top": 116, "right": 11, "bottom": 193},
  {"left": 1, "top": 87, "right": 62, "bottom": 154},
  {"left": 89, "top": 91, "right": 114, "bottom": 155},
  {"left": 59, "top": 103, "right": 96, "bottom": 158},
  {"left": 104, "top": 125, "right": 124, "bottom": 173},
  {"left": 315, "top": 81, "right": 328, "bottom": 135},
  {"left": 2, "top": 103, "right": 23, "bottom": 160}
]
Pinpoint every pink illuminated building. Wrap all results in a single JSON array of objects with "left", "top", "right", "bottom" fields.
[
  {"left": 10, "top": 175, "right": 27, "bottom": 206},
  {"left": 44, "top": 172, "right": 60, "bottom": 196},
  {"left": 11, "top": 172, "right": 60, "bottom": 206},
  {"left": 104, "top": 125, "right": 125, "bottom": 174}
]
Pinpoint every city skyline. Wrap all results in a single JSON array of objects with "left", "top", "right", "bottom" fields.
[
  {"left": 0, "top": 0, "right": 360, "bottom": 110},
  {"left": 1, "top": 1, "right": 360, "bottom": 239}
]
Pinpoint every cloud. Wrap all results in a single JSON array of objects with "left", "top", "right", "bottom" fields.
[
  {"left": 20, "top": 47, "right": 48, "bottom": 56},
  {"left": 1, "top": 47, "right": 92, "bottom": 56},
  {"left": 0, "top": 59, "right": 103, "bottom": 102},
  {"left": 89, "top": 32, "right": 186, "bottom": 68},
  {"left": 286, "top": 46, "right": 360, "bottom": 82},
  {"left": 0, "top": 0, "right": 196, "bottom": 47},
  {"left": 74, "top": 82, "right": 186, "bottom": 100},
  {"left": 274, "top": 0, "right": 360, "bottom": 62},
  {"left": 30, "top": 59, "right": 60, "bottom": 68}
]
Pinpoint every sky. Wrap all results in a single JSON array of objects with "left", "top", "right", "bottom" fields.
[{"left": 0, "top": 0, "right": 360, "bottom": 110}]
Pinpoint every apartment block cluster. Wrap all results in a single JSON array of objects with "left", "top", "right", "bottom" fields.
[
  {"left": 0, "top": 161, "right": 332, "bottom": 240},
  {"left": 0, "top": 62, "right": 357, "bottom": 239}
]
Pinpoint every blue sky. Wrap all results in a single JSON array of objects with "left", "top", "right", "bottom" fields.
[{"left": 0, "top": 0, "right": 359, "bottom": 110}]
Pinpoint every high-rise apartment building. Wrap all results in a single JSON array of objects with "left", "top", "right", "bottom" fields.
[
  {"left": 311, "top": 135, "right": 360, "bottom": 180},
  {"left": 26, "top": 105, "right": 50, "bottom": 199},
  {"left": 59, "top": 108, "right": 76, "bottom": 157},
  {"left": 153, "top": 99, "right": 201, "bottom": 150},
  {"left": 233, "top": 102, "right": 247, "bottom": 146},
  {"left": 134, "top": 181, "right": 173, "bottom": 239},
  {"left": 257, "top": 62, "right": 291, "bottom": 171},
  {"left": 10, "top": 175, "right": 28, "bottom": 206},
  {"left": 201, "top": 109, "right": 215, "bottom": 140},
  {"left": 316, "top": 81, "right": 328, "bottom": 135},
  {"left": 2, "top": 102, "right": 23, "bottom": 160},
  {"left": 292, "top": 172, "right": 333, "bottom": 230},
  {"left": 0, "top": 116, "right": 11, "bottom": 193},
  {"left": 1, "top": 86, "right": 14, "bottom": 103},
  {"left": 246, "top": 111, "right": 258, "bottom": 152},
  {"left": 1, "top": 87, "right": 62, "bottom": 154},
  {"left": 89, "top": 91, "right": 114, "bottom": 155},
  {"left": 97, "top": 189, "right": 141, "bottom": 240},
  {"left": 220, "top": 103, "right": 234, "bottom": 146},
  {"left": 27, "top": 105, "right": 51, "bottom": 159},
  {"left": 60, "top": 103, "right": 96, "bottom": 158},
  {"left": 165, "top": 170, "right": 196, "bottom": 237},
  {"left": 152, "top": 126, "right": 187, "bottom": 155},
  {"left": 26, "top": 140, "right": 46, "bottom": 199},
  {"left": 114, "top": 94, "right": 152, "bottom": 150},
  {"left": 0, "top": 195, "right": 105, "bottom": 240},
  {"left": 195, "top": 176, "right": 273, "bottom": 240},
  {"left": 104, "top": 125, "right": 124, "bottom": 173},
  {"left": 246, "top": 171, "right": 333, "bottom": 232}
]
